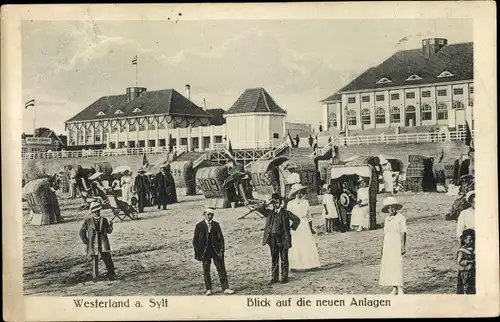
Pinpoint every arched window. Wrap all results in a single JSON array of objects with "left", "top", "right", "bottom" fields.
[
  {"left": 406, "top": 105, "right": 416, "bottom": 113},
  {"left": 361, "top": 109, "right": 371, "bottom": 125},
  {"left": 149, "top": 123, "right": 156, "bottom": 131},
  {"left": 328, "top": 112, "right": 337, "bottom": 128},
  {"left": 347, "top": 109, "right": 357, "bottom": 126},
  {"left": 453, "top": 101, "right": 465, "bottom": 110},
  {"left": 158, "top": 122, "right": 166, "bottom": 130},
  {"left": 375, "top": 108, "right": 386, "bottom": 124},
  {"left": 437, "top": 103, "right": 448, "bottom": 120},
  {"left": 129, "top": 124, "right": 137, "bottom": 131},
  {"left": 139, "top": 124, "right": 146, "bottom": 131},
  {"left": 421, "top": 104, "right": 432, "bottom": 121},
  {"left": 390, "top": 106, "right": 401, "bottom": 123}
]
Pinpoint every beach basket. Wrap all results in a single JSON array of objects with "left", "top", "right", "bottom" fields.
[
  {"left": 22, "top": 160, "right": 47, "bottom": 183},
  {"left": 406, "top": 177, "right": 423, "bottom": 192},
  {"left": 22, "top": 178, "right": 61, "bottom": 225},
  {"left": 169, "top": 161, "right": 196, "bottom": 196},
  {"left": 279, "top": 157, "right": 319, "bottom": 205},
  {"left": 248, "top": 158, "right": 286, "bottom": 200},
  {"left": 408, "top": 155, "right": 426, "bottom": 163},
  {"left": 196, "top": 166, "right": 229, "bottom": 199}
]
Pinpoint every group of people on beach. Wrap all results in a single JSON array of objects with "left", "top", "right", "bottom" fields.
[{"left": 75, "top": 157, "right": 476, "bottom": 296}]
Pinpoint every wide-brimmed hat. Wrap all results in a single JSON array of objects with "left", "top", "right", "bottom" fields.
[
  {"left": 270, "top": 193, "right": 282, "bottom": 201},
  {"left": 339, "top": 193, "right": 350, "bottom": 207},
  {"left": 137, "top": 168, "right": 146, "bottom": 173},
  {"left": 465, "top": 190, "right": 475, "bottom": 203},
  {"left": 288, "top": 183, "right": 307, "bottom": 198},
  {"left": 88, "top": 172, "right": 103, "bottom": 180},
  {"left": 382, "top": 196, "right": 403, "bottom": 213},
  {"left": 89, "top": 201, "right": 102, "bottom": 213},
  {"left": 379, "top": 155, "right": 388, "bottom": 165},
  {"left": 284, "top": 162, "right": 297, "bottom": 170}
]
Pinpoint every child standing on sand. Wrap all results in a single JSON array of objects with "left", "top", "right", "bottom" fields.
[{"left": 456, "top": 229, "right": 476, "bottom": 294}]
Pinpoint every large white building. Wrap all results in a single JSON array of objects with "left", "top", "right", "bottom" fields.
[
  {"left": 321, "top": 38, "right": 474, "bottom": 132},
  {"left": 65, "top": 85, "right": 290, "bottom": 151}
]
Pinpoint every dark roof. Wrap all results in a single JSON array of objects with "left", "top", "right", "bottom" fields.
[
  {"left": 205, "top": 108, "right": 226, "bottom": 126},
  {"left": 66, "top": 89, "right": 212, "bottom": 123},
  {"left": 336, "top": 42, "right": 473, "bottom": 93},
  {"left": 226, "top": 88, "right": 287, "bottom": 115},
  {"left": 320, "top": 93, "right": 342, "bottom": 103}
]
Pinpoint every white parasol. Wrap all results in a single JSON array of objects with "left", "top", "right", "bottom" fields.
[{"left": 111, "top": 165, "right": 132, "bottom": 174}]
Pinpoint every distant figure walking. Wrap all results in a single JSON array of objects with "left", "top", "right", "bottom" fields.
[
  {"left": 308, "top": 135, "right": 314, "bottom": 148},
  {"left": 120, "top": 170, "right": 133, "bottom": 204},
  {"left": 295, "top": 134, "right": 300, "bottom": 148},
  {"left": 154, "top": 166, "right": 170, "bottom": 210},
  {"left": 134, "top": 168, "right": 150, "bottom": 213},
  {"left": 319, "top": 124, "right": 323, "bottom": 132},
  {"left": 192, "top": 207, "right": 235, "bottom": 296}
]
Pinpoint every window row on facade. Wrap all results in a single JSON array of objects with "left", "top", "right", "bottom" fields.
[
  {"left": 328, "top": 102, "right": 467, "bottom": 127},
  {"left": 347, "top": 86, "right": 473, "bottom": 104}
]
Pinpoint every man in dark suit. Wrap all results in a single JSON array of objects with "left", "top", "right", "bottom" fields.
[
  {"left": 255, "top": 193, "right": 300, "bottom": 284},
  {"left": 134, "top": 168, "right": 150, "bottom": 213},
  {"left": 154, "top": 166, "right": 169, "bottom": 210},
  {"left": 192, "top": 207, "right": 235, "bottom": 296}
]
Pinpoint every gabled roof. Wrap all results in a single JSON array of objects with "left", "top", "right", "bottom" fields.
[
  {"left": 320, "top": 93, "right": 342, "bottom": 103},
  {"left": 226, "top": 88, "right": 287, "bottom": 115},
  {"left": 66, "top": 89, "right": 212, "bottom": 123},
  {"left": 337, "top": 42, "right": 473, "bottom": 93}
]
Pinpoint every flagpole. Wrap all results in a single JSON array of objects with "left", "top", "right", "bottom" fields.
[
  {"left": 135, "top": 59, "right": 138, "bottom": 87},
  {"left": 33, "top": 104, "right": 36, "bottom": 137}
]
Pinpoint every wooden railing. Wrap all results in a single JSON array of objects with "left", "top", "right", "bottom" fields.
[
  {"left": 244, "top": 141, "right": 290, "bottom": 170},
  {"left": 22, "top": 146, "right": 186, "bottom": 160}
]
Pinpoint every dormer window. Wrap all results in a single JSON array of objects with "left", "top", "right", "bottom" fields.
[
  {"left": 132, "top": 108, "right": 142, "bottom": 113},
  {"left": 96, "top": 111, "right": 105, "bottom": 116},
  {"left": 376, "top": 77, "right": 392, "bottom": 84},
  {"left": 437, "top": 71, "right": 454, "bottom": 78},
  {"left": 114, "top": 109, "right": 123, "bottom": 115},
  {"left": 406, "top": 74, "right": 422, "bottom": 81}
]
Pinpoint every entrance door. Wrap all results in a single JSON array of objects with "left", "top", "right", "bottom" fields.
[{"left": 405, "top": 106, "right": 416, "bottom": 127}]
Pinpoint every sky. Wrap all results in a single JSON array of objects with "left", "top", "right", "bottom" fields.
[{"left": 22, "top": 19, "right": 473, "bottom": 134}]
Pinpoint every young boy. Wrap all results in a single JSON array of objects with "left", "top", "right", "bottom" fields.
[
  {"left": 79, "top": 201, "right": 117, "bottom": 282},
  {"left": 322, "top": 184, "right": 340, "bottom": 233},
  {"left": 457, "top": 229, "right": 475, "bottom": 294}
]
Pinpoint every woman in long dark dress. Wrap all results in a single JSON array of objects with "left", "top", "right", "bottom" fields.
[{"left": 165, "top": 165, "right": 178, "bottom": 204}]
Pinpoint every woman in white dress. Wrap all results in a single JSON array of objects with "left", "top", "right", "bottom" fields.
[
  {"left": 287, "top": 183, "right": 321, "bottom": 271},
  {"left": 380, "top": 157, "right": 394, "bottom": 194},
  {"left": 120, "top": 170, "right": 133, "bottom": 204},
  {"left": 379, "top": 197, "right": 407, "bottom": 295},
  {"left": 350, "top": 177, "right": 370, "bottom": 232}
]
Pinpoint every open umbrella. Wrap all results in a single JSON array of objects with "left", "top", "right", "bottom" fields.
[
  {"left": 111, "top": 165, "right": 132, "bottom": 175},
  {"left": 222, "top": 171, "right": 246, "bottom": 189}
]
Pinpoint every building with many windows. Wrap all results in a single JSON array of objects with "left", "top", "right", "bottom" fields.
[
  {"left": 65, "top": 85, "right": 292, "bottom": 151},
  {"left": 321, "top": 38, "right": 473, "bottom": 132}
]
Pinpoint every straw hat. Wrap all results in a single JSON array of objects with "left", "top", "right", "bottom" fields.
[
  {"left": 203, "top": 207, "right": 216, "bottom": 215},
  {"left": 288, "top": 183, "right": 307, "bottom": 198},
  {"left": 88, "top": 172, "right": 103, "bottom": 180},
  {"left": 465, "top": 190, "right": 475, "bottom": 204},
  {"left": 379, "top": 155, "right": 388, "bottom": 165},
  {"left": 339, "top": 193, "right": 350, "bottom": 207},
  {"left": 89, "top": 201, "right": 102, "bottom": 213},
  {"left": 381, "top": 197, "right": 403, "bottom": 213}
]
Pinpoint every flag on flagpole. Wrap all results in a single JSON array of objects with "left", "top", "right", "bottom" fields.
[
  {"left": 287, "top": 131, "right": 294, "bottom": 147},
  {"left": 224, "top": 140, "right": 235, "bottom": 161},
  {"left": 25, "top": 99, "right": 35, "bottom": 109},
  {"left": 465, "top": 121, "right": 474, "bottom": 152},
  {"left": 132, "top": 55, "right": 138, "bottom": 65}
]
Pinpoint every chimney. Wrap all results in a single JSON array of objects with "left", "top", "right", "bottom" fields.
[
  {"left": 185, "top": 84, "right": 191, "bottom": 100},
  {"left": 126, "top": 87, "right": 147, "bottom": 102},
  {"left": 422, "top": 38, "right": 448, "bottom": 58},
  {"left": 203, "top": 97, "right": 206, "bottom": 110}
]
